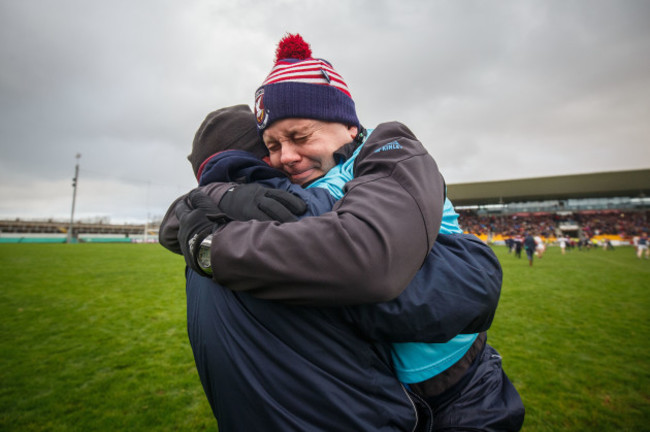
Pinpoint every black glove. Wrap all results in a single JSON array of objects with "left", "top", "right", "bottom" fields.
[
  {"left": 218, "top": 183, "right": 307, "bottom": 223},
  {"left": 175, "top": 190, "right": 230, "bottom": 277}
]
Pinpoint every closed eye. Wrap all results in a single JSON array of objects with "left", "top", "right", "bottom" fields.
[{"left": 292, "top": 132, "right": 313, "bottom": 144}]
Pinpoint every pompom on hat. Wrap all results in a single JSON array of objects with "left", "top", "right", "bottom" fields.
[{"left": 254, "top": 33, "right": 360, "bottom": 133}]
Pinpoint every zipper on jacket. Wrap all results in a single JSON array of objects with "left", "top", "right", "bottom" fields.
[{"left": 400, "top": 383, "right": 433, "bottom": 432}]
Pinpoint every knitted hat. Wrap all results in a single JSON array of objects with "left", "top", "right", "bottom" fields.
[
  {"left": 254, "top": 33, "right": 360, "bottom": 133},
  {"left": 187, "top": 104, "right": 268, "bottom": 180}
]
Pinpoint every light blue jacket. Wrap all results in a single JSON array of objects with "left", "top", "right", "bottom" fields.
[{"left": 310, "top": 131, "right": 478, "bottom": 383}]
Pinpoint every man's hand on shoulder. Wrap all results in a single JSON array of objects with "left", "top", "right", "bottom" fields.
[
  {"left": 175, "top": 190, "right": 230, "bottom": 277},
  {"left": 219, "top": 183, "right": 307, "bottom": 223}
]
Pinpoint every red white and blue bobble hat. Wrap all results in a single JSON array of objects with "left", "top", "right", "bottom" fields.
[{"left": 254, "top": 33, "right": 360, "bottom": 133}]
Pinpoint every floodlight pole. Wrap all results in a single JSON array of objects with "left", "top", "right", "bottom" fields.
[
  {"left": 67, "top": 154, "right": 81, "bottom": 243},
  {"left": 144, "top": 215, "right": 149, "bottom": 243}
]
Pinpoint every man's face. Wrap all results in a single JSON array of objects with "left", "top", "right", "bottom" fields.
[{"left": 262, "top": 118, "right": 358, "bottom": 186}]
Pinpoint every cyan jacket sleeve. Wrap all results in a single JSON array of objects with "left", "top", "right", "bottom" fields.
[
  {"left": 342, "top": 234, "right": 502, "bottom": 343},
  {"left": 208, "top": 122, "right": 445, "bottom": 306}
]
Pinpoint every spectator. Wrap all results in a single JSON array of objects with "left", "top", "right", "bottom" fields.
[
  {"left": 524, "top": 233, "right": 537, "bottom": 266},
  {"left": 636, "top": 232, "right": 649, "bottom": 259}
]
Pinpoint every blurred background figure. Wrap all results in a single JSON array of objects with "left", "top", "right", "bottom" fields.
[{"left": 635, "top": 232, "right": 649, "bottom": 259}]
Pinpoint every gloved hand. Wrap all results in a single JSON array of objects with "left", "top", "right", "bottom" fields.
[
  {"left": 175, "top": 190, "right": 231, "bottom": 277},
  {"left": 218, "top": 183, "right": 307, "bottom": 222}
]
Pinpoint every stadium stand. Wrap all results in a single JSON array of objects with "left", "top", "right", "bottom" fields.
[
  {"left": 457, "top": 209, "right": 649, "bottom": 246},
  {"left": 0, "top": 219, "right": 160, "bottom": 243},
  {"left": 448, "top": 169, "right": 649, "bottom": 246},
  {"left": 1, "top": 169, "right": 647, "bottom": 245}
]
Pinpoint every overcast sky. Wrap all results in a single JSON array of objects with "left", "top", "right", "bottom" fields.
[{"left": 1, "top": 0, "right": 649, "bottom": 223}]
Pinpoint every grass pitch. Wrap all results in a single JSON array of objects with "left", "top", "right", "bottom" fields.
[
  {"left": 491, "top": 245, "right": 650, "bottom": 431},
  {"left": 1, "top": 244, "right": 215, "bottom": 431},
  {"left": 1, "top": 243, "right": 649, "bottom": 431}
]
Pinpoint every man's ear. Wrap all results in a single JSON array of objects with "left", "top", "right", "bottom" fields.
[{"left": 347, "top": 125, "right": 358, "bottom": 140}]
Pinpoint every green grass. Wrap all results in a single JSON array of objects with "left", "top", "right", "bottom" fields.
[
  {"left": 0, "top": 244, "right": 215, "bottom": 431},
  {"left": 489, "top": 246, "right": 650, "bottom": 431},
  {"left": 1, "top": 244, "right": 649, "bottom": 431}
]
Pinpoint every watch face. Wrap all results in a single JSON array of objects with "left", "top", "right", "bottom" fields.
[{"left": 198, "top": 245, "right": 211, "bottom": 272}]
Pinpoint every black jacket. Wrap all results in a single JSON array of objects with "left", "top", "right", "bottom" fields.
[{"left": 160, "top": 122, "right": 501, "bottom": 431}]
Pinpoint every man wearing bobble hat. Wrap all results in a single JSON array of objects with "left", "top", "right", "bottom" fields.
[{"left": 168, "top": 34, "right": 523, "bottom": 431}]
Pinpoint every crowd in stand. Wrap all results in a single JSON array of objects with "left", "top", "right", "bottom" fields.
[{"left": 457, "top": 209, "right": 649, "bottom": 240}]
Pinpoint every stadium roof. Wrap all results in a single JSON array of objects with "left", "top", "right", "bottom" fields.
[{"left": 447, "top": 169, "right": 650, "bottom": 206}]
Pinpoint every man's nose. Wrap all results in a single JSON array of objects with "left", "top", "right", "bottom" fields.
[{"left": 280, "top": 142, "right": 300, "bottom": 165}]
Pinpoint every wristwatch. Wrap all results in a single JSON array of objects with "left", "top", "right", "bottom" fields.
[{"left": 197, "top": 234, "right": 213, "bottom": 276}]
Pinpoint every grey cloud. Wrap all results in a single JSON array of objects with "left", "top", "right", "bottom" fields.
[{"left": 1, "top": 0, "right": 648, "bottom": 222}]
